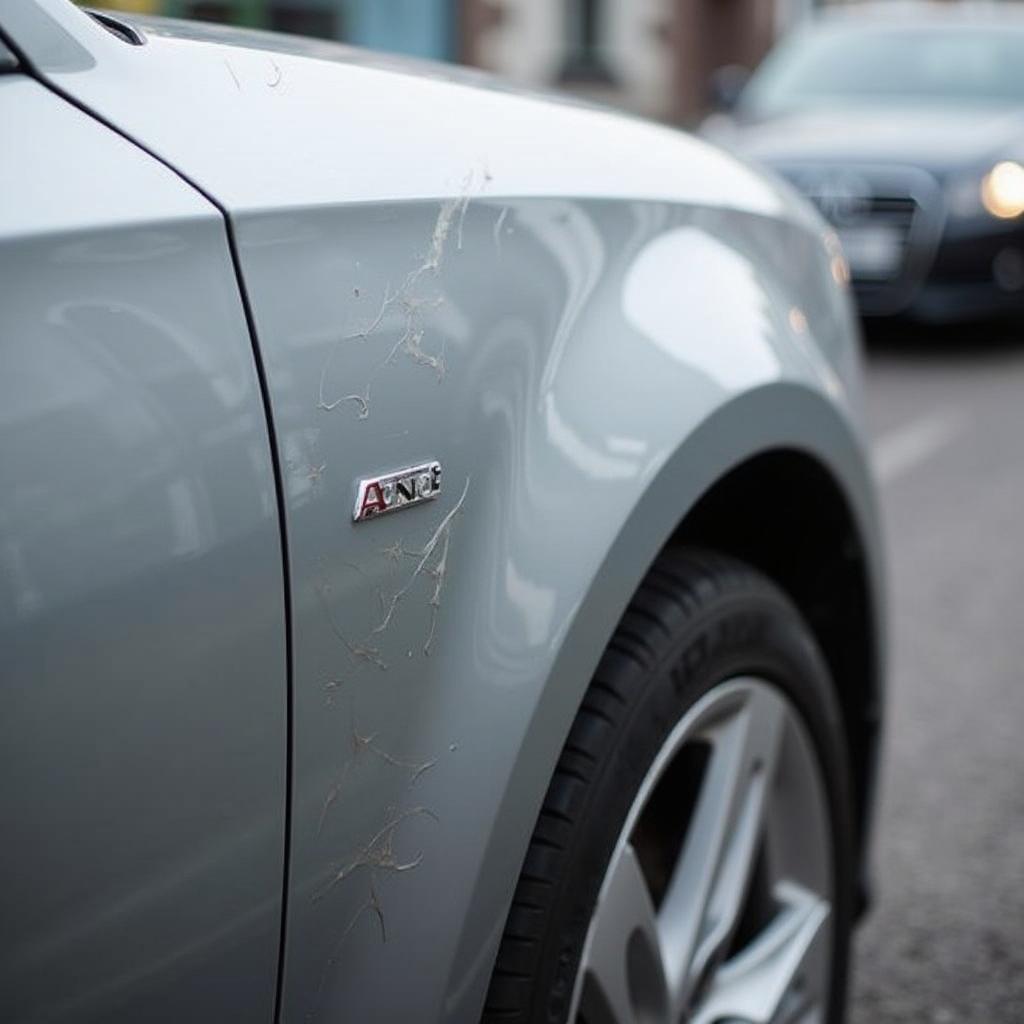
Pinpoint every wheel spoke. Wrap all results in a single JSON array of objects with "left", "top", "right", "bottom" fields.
[
  {"left": 657, "top": 685, "right": 787, "bottom": 1012},
  {"left": 578, "top": 842, "right": 668, "bottom": 1024},
  {"left": 692, "top": 881, "right": 831, "bottom": 1024}
]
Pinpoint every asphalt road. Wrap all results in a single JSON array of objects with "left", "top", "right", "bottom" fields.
[{"left": 849, "top": 324, "right": 1024, "bottom": 1024}]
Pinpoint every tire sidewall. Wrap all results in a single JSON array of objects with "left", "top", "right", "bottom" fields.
[{"left": 542, "top": 583, "right": 856, "bottom": 1024}]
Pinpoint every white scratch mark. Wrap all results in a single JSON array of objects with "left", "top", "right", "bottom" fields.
[
  {"left": 345, "top": 635, "right": 386, "bottom": 669},
  {"left": 316, "top": 285, "right": 397, "bottom": 415},
  {"left": 367, "top": 477, "right": 469, "bottom": 649},
  {"left": 318, "top": 707, "right": 434, "bottom": 837},
  {"left": 317, "top": 583, "right": 388, "bottom": 671},
  {"left": 267, "top": 59, "right": 282, "bottom": 88},
  {"left": 321, "top": 678, "right": 346, "bottom": 706},
  {"left": 426, "top": 197, "right": 461, "bottom": 271},
  {"left": 356, "top": 729, "right": 436, "bottom": 783},
  {"left": 352, "top": 283, "right": 397, "bottom": 341},
  {"left": 493, "top": 206, "right": 509, "bottom": 254},
  {"left": 340, "top": 877, "right": 387, "bottom": 943},
  {"left": 329, "top": 392, "right": 370, "bottom": 419},
  {"left": 408, "top": 477, "right": 470, "bottom": 578},
  {"left": 380, "top": 540, "right": 404, "bottom": 564},
  {"left": 315, "top": 805, "right": 438, "bottom": 901},
  {"left": 224, "top": 59, "right": 241, "bottom": 90},
  {"left": 317, "top": 167, "right": 489, "bottom": 416},
  {"left": 423, "top": 531, "right": 450, "bottom": 655},
  {"left": 456, "top": 194, "right": 471, "bottom": 251},
  {"left": 317, "top": 761, "right": 350, "bottom": 835},
  {"left": 310, "top": 881, "right": 386, "bottom": 1014},
  {"left": 385, "top": 325, "right": 445, "bottom": 381}
]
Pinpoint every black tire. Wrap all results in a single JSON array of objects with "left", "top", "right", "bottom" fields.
[{"left": 481, "top": 547, "right": 856, "bottom": 1024}]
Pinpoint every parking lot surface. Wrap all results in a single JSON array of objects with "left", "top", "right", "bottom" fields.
[{"left": 851, "top": 325, "right": 1024, "bottom": 1023}]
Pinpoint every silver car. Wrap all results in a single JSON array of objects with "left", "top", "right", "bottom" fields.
[{"left": 0, "top": 3, "right": 884, "bottom": 1022}]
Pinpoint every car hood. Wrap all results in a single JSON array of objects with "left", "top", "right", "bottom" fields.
[
  {"left": 2, "top": 0, "right": 812, "bottom": 228},
  {"left": 133, "top": 13, "right": 554, "bottom": 100},
  {"left": 712, "top": 106, "right": 1024, "bottom": 174}
]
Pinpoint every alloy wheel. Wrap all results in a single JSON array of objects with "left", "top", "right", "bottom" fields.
[{"left": 569, "top": 678, "right": 833, "bottom": 1024}]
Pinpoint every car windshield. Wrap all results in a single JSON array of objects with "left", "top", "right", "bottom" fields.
[{"left": 742, "top": 22, "right": 1024, "bottom": 115}]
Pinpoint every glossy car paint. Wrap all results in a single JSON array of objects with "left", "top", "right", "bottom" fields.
[
  {"left": 1, "top": 4, "right": 885, "bottom": 1022},
  {"left": 0, "top": 73, "right": 287, "bottom": 1021}
]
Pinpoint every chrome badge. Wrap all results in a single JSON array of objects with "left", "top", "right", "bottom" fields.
[{"left": 353, "top": 461, "right": 442, "bottom": 522}]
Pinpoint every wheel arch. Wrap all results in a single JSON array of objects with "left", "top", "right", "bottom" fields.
[
  {"left": 443, "top": 379, "right": 885, "bottom": 1021},
  {"left": 671, "top": 446, "right": 882, "bottom": 899}
]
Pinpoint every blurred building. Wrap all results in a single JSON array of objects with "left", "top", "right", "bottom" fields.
[
  {"left": 94, "top": 0, "right": 461, "bottom": 59},
  {"left": 91, "top": 0, "right": 834, "bottom": 120},
  {"left": 462, "top": 0, "right": 821, "bottom": 122}
]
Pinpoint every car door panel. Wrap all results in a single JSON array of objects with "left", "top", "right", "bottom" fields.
[{"left": 0, "top": 76, "right": 287, "bottom": 1023}]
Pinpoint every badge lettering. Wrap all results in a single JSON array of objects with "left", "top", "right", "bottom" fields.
[{"left": 353, "top": 461, "right": 443, "bottom": 522}]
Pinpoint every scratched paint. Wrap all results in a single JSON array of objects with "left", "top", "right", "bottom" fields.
[
  {"left": 306, "top": 476, "right": 470, "bottom": 973},
  {"left": 316, "top": 170, "right": 489, "bottom": 420},
  {"left": 316, "top": 477, "right": 470, "bottom": 673}
]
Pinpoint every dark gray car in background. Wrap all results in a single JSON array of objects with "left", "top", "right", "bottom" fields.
[{"left": 709, "top": 2, "right": 1024, "bottom": 321}]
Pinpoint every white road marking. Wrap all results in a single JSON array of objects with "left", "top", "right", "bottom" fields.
[{"left": 873, "top": 411, "right": 967, "bottom": 484}]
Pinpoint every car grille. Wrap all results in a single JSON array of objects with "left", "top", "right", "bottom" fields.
[
  {"left": 806, "top": 193, "right": 918, "bottom": 282},
  {"left": 859, "top": 196, "right": 918, "bottom": 263},
  {"left": 780, "top": 164, "right": 945, "bottom": 315}
]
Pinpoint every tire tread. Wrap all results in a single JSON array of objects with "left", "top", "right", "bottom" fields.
[{"left": 480, "top": 546, "right": 848, "bottom": 1024}]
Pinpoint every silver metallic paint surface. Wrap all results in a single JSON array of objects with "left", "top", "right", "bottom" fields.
[
  {"left": 253, "top": 203, "right": 872, "bottom": 1019},
  {"left": 231, "top": 197, "right": 876, "bottom": 1022},
  {"left": 7, "top": 0, "right": 804, "bottom": 222},
  {"left": 0, "top": 77, "right": 286, "bottom": 1022},
  {"left": 3, "top": 4, "right": 884, "bottom": 1021}
]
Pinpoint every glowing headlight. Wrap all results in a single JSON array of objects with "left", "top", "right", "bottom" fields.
[{"left": 981, "top": 161, "right": 1024, "bottom": 219}]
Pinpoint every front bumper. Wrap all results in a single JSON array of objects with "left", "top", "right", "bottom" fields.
[
  {"left": 907, "top": 223, "right": 1024, "bottom": 322},
  {"left": 774, "top": 161, "right": 1024, "bottom": 322}
]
